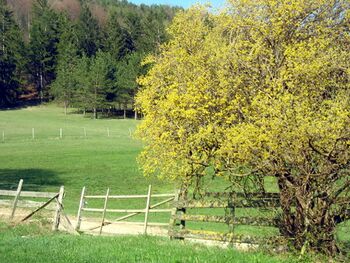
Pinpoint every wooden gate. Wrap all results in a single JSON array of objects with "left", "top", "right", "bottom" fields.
[
  {"left": 0, "top": 179, "right": 70, "bottom": 231},
  {"left": 75, "top": 185, "right": 176, "bottom": 235}
]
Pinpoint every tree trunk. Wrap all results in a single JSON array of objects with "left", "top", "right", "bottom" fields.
[
  {"left": 64, "top": 101, "right": 67, "bottom": 116},
  {"left": 277, "top": 176, "right": 339, "bottom": 255},
  {"left": 40, "top": 72, "right": 44, "bottom": 104},
  {"left": 93, "top": 107, "right": 97, "bottom": 119},
  {"left": 134, "top": 111, "right": 137, "bottom": 120}
]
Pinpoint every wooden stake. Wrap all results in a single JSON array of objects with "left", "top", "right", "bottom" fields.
[
  {"left": 99, "top": 188, "right": 110, "bottom": 235},
  {"left": 32, "top": 128, "right": 35, "bottom": 139},
  {"left": 2, "top": 131, "right": 4, "bottom": 142},
  {"left": 168, "top": 189, "right": 180, "bottom": 239},
  {"left": 53, "top": 186, "right": 65, "bottom": 231},
  {"left": 10, "top": 179, "right": 23, "bottom": 220},
  {"left": 59, "top": 128, "right": 63, "bottom": 139},
  {"left": 107, "top": 128, "right": 110, "bottom": 137},
  {"left": 75, "top": 186, "right": 86, "bottom": 231},
  {"left": 228, "top": 192, "right": 236, "bottom": 235},
  {"left": 83, "top": 128, "right": 86, "bottom": 138},
  {"left": 143, "top": 185, "right": 152, "bottom": 235}
]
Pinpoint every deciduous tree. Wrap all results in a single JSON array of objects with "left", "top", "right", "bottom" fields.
[{"left": 136, "top": 1, "right": 350, "bottom": 255}]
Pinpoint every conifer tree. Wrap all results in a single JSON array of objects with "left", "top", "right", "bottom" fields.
[
  {"left": 50, "top": 15, "right": 79, "bottom": 115},
  {"left": 0, "top": 0, "right": 24, "bottom": 107},
  {"left": 28, "top": 0, "right": 60, "bottom": 102},
  {"left": 77, "top": 2, "right": 101, "bottom": 57}
]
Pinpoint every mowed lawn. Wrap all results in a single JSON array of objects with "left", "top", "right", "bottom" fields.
[{"left": 0, "top": 105, "right": 174, "bottom": 214}]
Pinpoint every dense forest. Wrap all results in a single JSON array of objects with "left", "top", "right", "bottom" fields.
[{"left": 0, "top": 0, "right": 181, "bottom": 117}]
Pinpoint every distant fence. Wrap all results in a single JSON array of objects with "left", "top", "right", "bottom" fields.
[
  {"left": 75, "top": 185, "right": 176, "bottom": 235},
  {"left": 0, "top": 179, "right": 77, "bottom": 233},
  {"left": 1, "top": 127, "right": 134, "bottom": 142}
]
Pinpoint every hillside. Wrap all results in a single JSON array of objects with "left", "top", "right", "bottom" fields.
[{"left": 6, "top": 0, "right": 181, "bottom": 37}]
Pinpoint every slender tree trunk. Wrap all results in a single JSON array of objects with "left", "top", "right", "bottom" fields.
[
  {"left": 123, "top": 102, "right": 127, "bottom": 119},
  {"left": 27, "top": 12, "right": 30, "bottom": 40},
  {"left": 2, "top": 14, "right": 5, "bottom": 53},
  {"left": 94, "top": 86, "right": 97, "bottom": 119},
  {"left": 93, "top": 107, "right": 97, "bottom": 119},
  {"left": 40, "top": 71, "right": 44, "bottom": 103},
  {"left": 64, "top": 101, "right": 67, "bottom": 116},
  {"left": 134, "top": 111, "right": 137, "bottom": 120}
]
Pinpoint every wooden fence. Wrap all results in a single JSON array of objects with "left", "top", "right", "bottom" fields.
[
  {"left": 75, "top": 185, "right": 176, "bottom": 235},
  {"left": 169, "top": 192, "right": 285, "bottom": 246},
  {"left": 0, "top": 179, "right": 69, "bottom": 231}
]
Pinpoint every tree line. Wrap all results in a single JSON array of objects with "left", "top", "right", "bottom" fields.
[{"left": 0, "top": 0, "right": 181, "bottom": 118}]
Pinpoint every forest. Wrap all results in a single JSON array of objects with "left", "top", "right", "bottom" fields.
[{"left": 0, "top": 0, "right": 181, "bottom": 117}]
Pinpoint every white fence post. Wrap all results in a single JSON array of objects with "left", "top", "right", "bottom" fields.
[
  {"left": 99, "top": 188, "right": 110, "bottom": 235},
  {"left": 75, "top": 187, "right": 86, "bottom": 231},
  {"left": 143, "top": 185, "right": 152, "bottom": 235},
  {"left": 10, "top": 179, "right": 23, "bottom": 220},
  {"left": 53, "top": 186, "right": 65, "bottom": 231}
]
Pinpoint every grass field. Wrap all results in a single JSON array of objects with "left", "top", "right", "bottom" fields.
[
  {"left": 0, "top": 105, "right": 349, "bottom": 262},
  {"left": 0, "top": 221, "right": 318, "bottom": 263},
  {"left": 0, "top": 105, "right": 174, "bottom": 214}
]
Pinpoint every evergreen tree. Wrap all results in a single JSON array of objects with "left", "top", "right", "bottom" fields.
[
  {"left": 28, "top": 0, "right": 61, "bottom": 102},
  {"left": 104, "top": 10, "right": 134, "bottom": 60},
  {"left": 74, "top": 51, "right": 114, "bottom": 118},
  {"left": 115, "top": 51, "right": 144, "bottom": 118},
  {"left": 0, "top": 0, "right": 24, "bottom": 107},
  {"left": 50, "top": 15, "right": 79, "bottom": 115},
  {"left": 77, "top": 2, "right": 101, "bottom": 57}
]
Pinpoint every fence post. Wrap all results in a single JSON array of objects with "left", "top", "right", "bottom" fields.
[
  {"left": 143, "top": 185, "right": 152, "bottom": 234},
  {"left": 53, "top": 186, "right": 65, "bottom": 231},
  {"left": 32, "top": 128, "right": 35, "bottom": 140},
  {"left": 228, "top": 192, "right": 236, "bottom": 240},
  {"left": 10, "top": 179, "right": 23, "bottom": 220},
  {"left": 168, "top": 189, "right": 180, "bottom": 239},
  {"left": 99, "top": 188, "right": 110, "bottom": 235},
  {"left": 75, "top": 186, "right": 86, "bottom": 231}
]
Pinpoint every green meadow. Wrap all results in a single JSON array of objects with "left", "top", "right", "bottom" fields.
[
  {"left": 0, "top": 105, "right": 174, "bottom": 214},
  {"left": 0, "top": 105, "right": 349, "bottom": 262}
]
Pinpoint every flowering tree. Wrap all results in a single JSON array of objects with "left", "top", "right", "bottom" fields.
[{"left": 136, "top": 0, "right": 350, "bottom": 254}]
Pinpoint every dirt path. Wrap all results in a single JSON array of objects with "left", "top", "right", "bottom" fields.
[
  {"left": 0, "top": 207, "right": 168, "bottom": 236},
  {"left": 69, "top": 218, "right": 168, "bottom": 236}
]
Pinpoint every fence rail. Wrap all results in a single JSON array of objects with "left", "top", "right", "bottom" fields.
[
  {"left": 169, "top": 191, "right": 285, "bottom": 245},
  {"left": 0, "top": 179, "right": 65, "bottom": 230},
  {"left": 75, "top": 185, "right": 176, "bottom": 235}
]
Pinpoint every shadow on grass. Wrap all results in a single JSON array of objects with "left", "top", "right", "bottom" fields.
[
  {"left": 0, "top": 99, "right": 41, "bottom": 111},
  {"left": 0, "top": 169, "right": 63, "bottom": 191}
]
